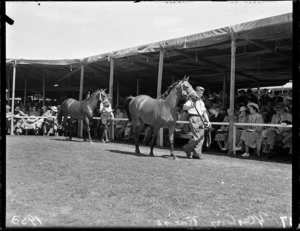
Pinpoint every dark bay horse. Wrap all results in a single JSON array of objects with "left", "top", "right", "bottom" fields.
[
  {"left": 57, "top": 89, "right": 108, "bottom": 142},
  {"left": 124, "top": 76, "right": 199, "bottom": 160}
]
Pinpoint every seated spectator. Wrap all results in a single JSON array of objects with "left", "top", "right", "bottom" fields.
[
  {"left": 21, "top": 115, "right": 43, "bottom": 135},
  {"left": 114, "top": 108, "right": 127, "bottom": 141},
  {"left": 262, "top": 102, "right": 292, "bottom": 156},
  {"left": 246, "top": 89, "right": 258, "bottom": 104},
  {"left": 284, "top": 96, "right": 292, "bottom": 113},
  {"left": 239, "top": 102, "right": 264, "bottom": 157},
  {"left": 208, "top": 104, "right": 225, "bottom": 147},
  {"left": 6, "top": 105, "right": 13, "bottom": 134},
  {"left": 124, "top": 121, "right": 134, "bottom": 143},
  {"left": 42, "top": 106, "right": 59, "bottom": 136},
  {"left": 29, "top": 106, "right": 40, "bottom": 116},
  {"left": 235, "top": 89, "right": 248, "bottom": 108},
  {"left": 258, "top": 89, "right": 273, "bottom": 105},
  {"left": 13, "top": 105, "right": 27, "bottom": 135},
  {"left": 215, "top": 108, "right": 230, "bottom": 151}
]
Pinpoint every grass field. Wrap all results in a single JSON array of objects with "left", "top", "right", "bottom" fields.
[{"left": 6, "top": 135, "right": 292, "bottom": 228}]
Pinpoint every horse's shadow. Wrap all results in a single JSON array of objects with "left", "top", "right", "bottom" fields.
[
  {"left": 51, "top": 138, "right": 85, "bottom": 143},
  {"left": 108, "top": 149, "right": 187, "bottom": 159}
]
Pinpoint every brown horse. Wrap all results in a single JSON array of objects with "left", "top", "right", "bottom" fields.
[
  {"left": 124, "top": 76, "right": 199, "bottom": 160},
  {"left": 57, "top": 89, "right": 108, "bottom": 142}
]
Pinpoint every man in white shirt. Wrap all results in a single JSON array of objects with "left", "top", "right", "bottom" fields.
[{"left": 182, "top": 86, "right": 211, "bottom": 159}]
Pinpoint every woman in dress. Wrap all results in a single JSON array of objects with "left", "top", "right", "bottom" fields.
[{"left": 239, "top": 102, "right": 264, "bottom": 157}]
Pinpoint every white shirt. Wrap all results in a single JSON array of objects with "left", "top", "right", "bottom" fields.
[{"left": 183, "top": 99, "right": 206, "bottom": 116}]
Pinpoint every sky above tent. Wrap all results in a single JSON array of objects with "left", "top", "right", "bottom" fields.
[{"left": 6, "top": 1, "right": 292, "bottom": 60}]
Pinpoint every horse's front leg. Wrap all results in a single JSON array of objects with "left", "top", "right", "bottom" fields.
[
  {"left": 149, "top": 126, "right": 160, "bottom": 156},
  {"left": 169, "top": 125, "right": 177, "bottom": 160}
]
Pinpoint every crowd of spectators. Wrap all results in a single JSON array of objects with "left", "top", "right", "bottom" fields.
[
  {"left": 175, "top": 88, "right": 293, "bottom": 158},
  {"left": 6, "top": 87, "right": 293, "bottom": 159}
]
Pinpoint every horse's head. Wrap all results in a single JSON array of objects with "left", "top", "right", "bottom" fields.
[
  {"left": 180, "top": 75, "right": 199, "bottom": 102},
  {"left": 98, "top": 88, "right": 108, "bottom": 102}
]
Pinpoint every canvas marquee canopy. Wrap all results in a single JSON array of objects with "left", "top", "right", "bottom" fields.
[{"left": 6, "top": 13, "right": 292, "bottom": 100}]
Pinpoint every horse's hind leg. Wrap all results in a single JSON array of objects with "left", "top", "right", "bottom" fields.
[
  {"left": 149, "top": 126, "right": 161, "bottom": 156},
  {"left": 133, "top": 119, "right": 144, "bottom": 154}
]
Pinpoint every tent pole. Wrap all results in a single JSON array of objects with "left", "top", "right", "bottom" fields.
[
  {"left": 157, "top": 49, "right": 164, "bottom": 147},
  {"left": 10, "top": 62, "right": 17, "bottom": 136},
  {"left": 24, "top": 79, "right": 27, "bottom": 107},
  {"left": 43, "top": 74, "right": 45, "bottom": 107},
  {"left": 109, "top": 58, "right": 114, "bottom": 140},
  {"left": 228, "top": 30, "right": 237, "bottom": 155},
  {"left": 7, "top": 71, "right": 11, "bottom": 105},
  {"left": 78, "top": 63, "right": 85, "bottom": 137},
  {"left": 222, "top": 71, "right": 227, "bottom": 108},
  {"left": 116, "top": 81, "right": 120, "bottom": 108}
]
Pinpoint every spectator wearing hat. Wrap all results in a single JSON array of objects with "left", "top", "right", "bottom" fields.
[
  {"left": 262, "top": 102, "right": 292, "bottom": 156},
  {"left": 234, "top": 106, "right": 249, "bottom": 152},
  {"left": 182, "top": 86, "right": 211, "bottom": 159},
  {"left": 13, "top": 105, "right": 27, "bottom": 135},
  {"left": 6, "top": 105, "right": 13, "bottom": 134},
  {"left": 238, "top": 102, "right": 264, "bottom": 157},
  {"left": 99, "top": 96, "right": 114, "bottom": 143}
]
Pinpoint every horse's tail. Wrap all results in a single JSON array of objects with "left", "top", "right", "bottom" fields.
[
  {"left": 57, "top": 105, "right": 63, "bottom": 125},
  {"left": 124, "top": 96, "right": 134, "bottom": 122}
]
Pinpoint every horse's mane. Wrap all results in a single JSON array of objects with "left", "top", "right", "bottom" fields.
[{"left": 158, "top": 80, "right": 182, "bottom": 99}]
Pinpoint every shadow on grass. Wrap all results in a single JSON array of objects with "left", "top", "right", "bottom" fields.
[
  {"left": 51, "top": 138, "right": 86, "bottom": 143},
  {"left": 107, "top": 149, "right": 152, "bottom": 157},
  {"left": 204, "top": 147, "right": 291, "bottom": 164},
  {"left": 108, "top": 149, "right": 188, "bottom": 160}
]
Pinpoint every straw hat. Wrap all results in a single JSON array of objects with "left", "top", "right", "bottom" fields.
[
  {"left": 6, "top": 105, "right": 11, "bottom": 109},
  {"left": 239, "top": 106, "right": 247, "bottom": 111},
  {"left": 286, "top": 96, "right": 292, "bottom": 101},
  {"left": 51, "top": 106, "right": 58, "bottom": 112},
  {"left": 247, "top": 102, "right": 259, "bottom": 112},
  {"left": 195, "top": 86, "right": 205, "bottom": 92}
]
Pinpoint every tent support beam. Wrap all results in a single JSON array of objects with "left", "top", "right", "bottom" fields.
[
  {"left": 109, "top": 58, "right": 114, "bottom": 140},
  {"left": 245, "top": 39, "right": 290, "bottom": 59},
  {"left": 24, "top": 79, "right": 27, "bottom": 107},
  {"left": 116, "top": 81, "right": 120, "bottom": 107},
  {"left": 10, "top": 63, "right": 17, "bottom": 135},
  {"left": 54, "top": 66, "right": 82, "bottom": 85},
  {"left": 78, "top": 64, "right": 85, "bottom": 138},
  {"left": 228, "top": 31, "right": 237, "bottom": 155},
  {"left": 157, "top": 49, "right": 164, "bottom": 147},
  {"left": 175, "top": 49, "right": 260, "bottom": 82},
  {"left": 43, "top": 74, "right": 45, "bottom": 106}
]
